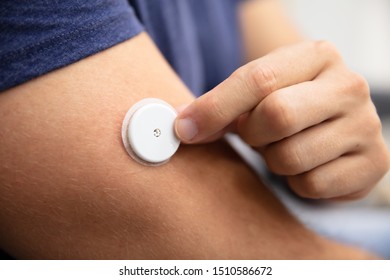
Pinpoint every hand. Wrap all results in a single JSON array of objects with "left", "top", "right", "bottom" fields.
[{"left": 174, "top": 40, "right": 390, "bottom": 200}]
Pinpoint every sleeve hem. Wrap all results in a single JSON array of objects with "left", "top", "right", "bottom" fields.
[{"left": 0, "top": 9, "right": 144, "bottom": 92}]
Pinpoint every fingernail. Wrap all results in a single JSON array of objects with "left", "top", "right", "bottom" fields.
[{"left": 175, "top": 118, "right": 198, "bottom": 142}]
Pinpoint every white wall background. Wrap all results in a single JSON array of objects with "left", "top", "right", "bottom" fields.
[{"left": 282, "top": 0, "right": 390, "bottom": 92}]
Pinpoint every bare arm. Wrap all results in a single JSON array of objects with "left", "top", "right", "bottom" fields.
[{"left": 0, "top": 33, "right": 372, "bottom": 259}]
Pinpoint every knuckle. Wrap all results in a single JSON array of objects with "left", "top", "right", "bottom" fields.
[
  {"left": 353, "top": 73, "right": 370, "bottom": 91},
  {"left": 348, "top": 72, "right": 370, "bottom": 100},
  {"left": 368, "top": 112, "right": 382, "bottom": 135},
  {"left": 312, "top": 40, "right": 342, "bottom": 61},
  {"left": 360, "top": 105, "right": 382, "bottom": 137},
  {"left": 264, "top": 141, "right": 305, "bottom": 175},
  {"left": 247, "top": 62, "right": 279, "bottom": 97},
  {"left": 205, "top": 93, "right": 228, "bottom": 125},
  {"left": 294, "top": 171, "right": 327, "bottom": 199},
  {"left": 230, "top": 66, "right": 246, "bottom": 83},
  {"left": 261, "top": 94, "right": 296, "bottom": 136}
]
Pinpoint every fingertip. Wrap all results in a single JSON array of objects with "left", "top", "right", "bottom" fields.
[
  {"left": 174, "top": 103, "right": 197, "bottom": 142},
  {"left": 175, "top": 117, "right": 198, "bottom": 143}
]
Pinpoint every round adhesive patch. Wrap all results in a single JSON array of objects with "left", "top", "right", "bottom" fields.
[{"left": 121, "top": 98, "right": 180, "bottom": 166}]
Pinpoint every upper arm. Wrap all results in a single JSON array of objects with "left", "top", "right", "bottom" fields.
[
  {"left": 0, "top": 33, "right": 199, "bottom": 258},
  {"left": 0, "top": 32, "right": 368, "bottom": 259}
]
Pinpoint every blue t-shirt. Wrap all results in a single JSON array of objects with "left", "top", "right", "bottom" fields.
[{"left": 0, "top": 0, "right": 243, "bottom": 96}]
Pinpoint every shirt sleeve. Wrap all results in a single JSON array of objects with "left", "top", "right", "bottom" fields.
[{"left": 0, "top": 0, "right": 144, "bottom": 92}]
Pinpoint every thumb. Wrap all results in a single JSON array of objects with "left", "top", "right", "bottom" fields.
[
  {"left": 174, "top": 65, "right": 264, "bottom": 143},
  {"left": 174, "top": 41, "right": 331, "bottom": 143},
  {"left": 174, "top": 104, "right": 240, "bottom": 143}
]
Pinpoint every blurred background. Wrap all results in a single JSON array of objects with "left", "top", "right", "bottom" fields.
[
  {"left": 282, "top": 0, "right": 390, "bottom": 205},
  {"left": 282, "top": 0, "right": 390, "bottom": 94}
]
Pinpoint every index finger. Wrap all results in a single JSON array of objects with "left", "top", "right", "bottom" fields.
[{"left": 175, "top": 41, "right": 340, "bottom": 143}]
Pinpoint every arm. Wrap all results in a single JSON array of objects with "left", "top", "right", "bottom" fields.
[{"left": 0, "top": 33, "right": 372, "bottom": 259}]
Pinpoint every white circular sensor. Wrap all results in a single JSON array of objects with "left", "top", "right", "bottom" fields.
[{"left": 121, "top": 98, "right": 180, "bottom": 166}]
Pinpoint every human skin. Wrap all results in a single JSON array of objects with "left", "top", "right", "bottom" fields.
[
  {"left": 0, "top": 32, "right": 375, "bottom": 259},
  {"left": 175, "top": 0, "right": 390, "bottom": 200}
]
